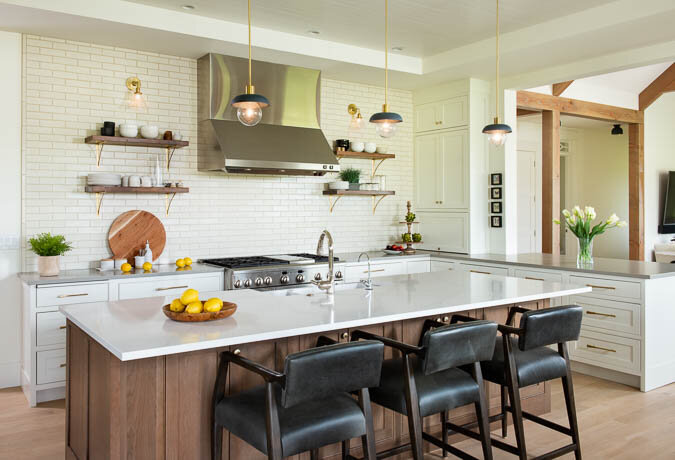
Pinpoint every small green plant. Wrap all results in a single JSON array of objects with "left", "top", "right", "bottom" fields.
[
  {"left": 339, "top": 167, "right": 361, "bottom": 184},
  {"left": 401, "top": 233, "right": 412, "bottom": 243},
  {"left": 412, "top": 233, "right": 422, "bottom": 242},
  {"left": 28, "top": 233, "right": 73, "bottom": 257},
  {"left": 405, "top": 211, "right": 416, "bottom": 223}
]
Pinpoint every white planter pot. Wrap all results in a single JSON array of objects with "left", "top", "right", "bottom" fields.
[{"left": 38, "top": 256, "right": 60, "bottom": 277}]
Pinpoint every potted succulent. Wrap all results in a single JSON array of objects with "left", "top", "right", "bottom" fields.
[
  {"left": 28, "top": 232, "right": 73, "bottom": 276},
  {"left": 339, "top": 167, "right": 361, "bottom": 190}
]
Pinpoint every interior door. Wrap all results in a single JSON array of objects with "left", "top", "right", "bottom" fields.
[
  {"left": 414, "top": 134, "right": 440, "bottom": 209},
  {"left": 438, "top": 130, "right": 469, "bottom": 209},
  {"left": 517, "top": 149, "right": 536, "bottom": 253}
]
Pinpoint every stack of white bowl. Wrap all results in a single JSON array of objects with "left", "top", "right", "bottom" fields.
[{"left": 87, "top": 172, "right": 122, "bottom": 186}]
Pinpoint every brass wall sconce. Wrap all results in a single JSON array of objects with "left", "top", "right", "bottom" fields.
[
  {"left": 348, "top": 104, "right": 365, "bottom": 130},
  {"left": 126, "top": 76, "right": 147, "bottom": 111}
]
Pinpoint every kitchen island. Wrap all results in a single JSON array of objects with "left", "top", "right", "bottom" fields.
[{"left": 60, "top": 270, "right": 589, "bottom": 460}]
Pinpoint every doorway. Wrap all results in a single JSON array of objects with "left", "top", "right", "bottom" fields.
[{"left": 517, "top": 149, "right": 537, "bottom": 253}]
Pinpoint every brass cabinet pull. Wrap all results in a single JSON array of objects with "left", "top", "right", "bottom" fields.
[
  {"left": 59, "top": 325, "right": 67, "bottom": 330},
  {"left": 586, "top": 344, "right": 616, "bottom": 353},
  {"left": 470, "top": 270, "right": 491, "bottom": 275},
  {"left": 156, "top": 285, "right": 189, "bottom": 291},
  {"left": 586, "top": 310, "right": 617, "bottom": 318},
  {"left": 57, "top": 293, "right": 88, "bottom": 298},
  {"left": 525, "top": 276, "right": 545, "bottom": 281},
  {"left": 585, "top": 284, "right": 616, "bottom": 290},
  {"left": 341, "top": 332, "right": 349, "bottom": 339},
  {"left": 363, "top": 269, "right": 385, "bottom": 273},
  {"left": 59, "top": 363, "right": 67, "bottom": 368}
]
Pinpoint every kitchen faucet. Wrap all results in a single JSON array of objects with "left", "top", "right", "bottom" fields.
[
  {"left": 358, "top": 252, "right": 373, "bottom": 290},
  {"left": 312, "top": 230, "right": 335, "bottom": 294}
]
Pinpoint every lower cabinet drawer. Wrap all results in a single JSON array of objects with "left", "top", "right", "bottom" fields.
[
  {"left": 406, "top": 260, "right": 431, "bottom": 274},
  {"left": 461, "top": 263, "right": 509, "bottom": 277},
  {"left": 570, "top": 295, "right": 641, "bottom": 336},
  {"left": 514, "top": 269, "right": 563, "bottom": 283},
  {"left": 430, "top": 260, "right": 456, "bottom": 272},
  {"left": 36, "top": 282, "right": 109, "bottom": 308},
  {"left": 344, "top": 262, "right": 406, "bottom": 282},
  {"left": 37, "top": 349, "right": 67, "bottom": 384},
  {"left": 569, "top": 329, "right": 641, "bottom": 375},
  {"left": 36, "top": 311, "right": 67, "bottom": 347},
  {"left": 568, "top": 275, "right": 641, "bottom": 301},
  {"left": 117, "top": 274, "right": 223, "bottom": 300}
]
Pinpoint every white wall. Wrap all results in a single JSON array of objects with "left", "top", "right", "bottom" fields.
[
  {"left": 644, "top": 92, "right": 675, "bottom": 261},
  {"left": 0, "top": 31, "right": 22, "bottom": 388}
]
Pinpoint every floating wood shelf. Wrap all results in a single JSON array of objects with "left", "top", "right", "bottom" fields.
[
  {"left": 84, "top": 135, "right": 189, "bottom": 169},
  {"left": 334, "top": 150, "right": 395, "bottom": 176},
  {"left": 84, "top": 186, "right": 189, "bottom": 217},
  {"left": 322, "top": 190, "right": 395, "bottom": 214},
  {"left": 395, "top": 241, "right": 424, "bottom": 244}
]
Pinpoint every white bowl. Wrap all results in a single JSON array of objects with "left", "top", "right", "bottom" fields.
[
  {"left": 119, "top": 124, "right": 138, "bottom": 138},
  {"left": 351, "top": 142, "right": 365, "bottom": 152},
  {"left": 140, "top": 125, "right": 159, "bottom": 139},
  {"left": 365, "top": 142, "right": 377, "bottom": 153},
  {"left": 328, "top": 181, "right": 349, "bottom": 190},
  {"left": 376, "top": 145, "right": 388, "bottom": 154}
]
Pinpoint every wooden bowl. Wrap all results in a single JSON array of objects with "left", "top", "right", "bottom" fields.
[{"left": 162, "top": 301, "right": 237, "bottom": 322}]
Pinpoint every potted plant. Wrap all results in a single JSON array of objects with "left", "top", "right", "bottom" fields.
[
  {"left": 28, "top": 232, "right": 73, "bottom": 276},
  {"left": 554, "top": 206, "right": 626, "bottom": 266},
  {"left": 339, "top": 167, "right": 361, "bottom": 190}
]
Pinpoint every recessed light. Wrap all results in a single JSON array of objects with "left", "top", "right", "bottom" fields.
[
  {"left": 392, "top": 46, "right": 404, "bottom": 52},
  {"left": 181, "top": 5, "right": 195, "bottom": 10},
  {"left": 307, "top": 30, "right": 320, "bottom": 36}
]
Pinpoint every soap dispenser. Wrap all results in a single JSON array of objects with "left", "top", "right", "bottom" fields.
[{"left": 144, "top": 240, "right": 153, "bottom": 264}]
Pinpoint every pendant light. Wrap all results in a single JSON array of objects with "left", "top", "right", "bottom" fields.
[
  {"left": 231, "top": 0, "right": 269, "bottom": 127},
  {"left": 482, "top": 0, "right": 512, "bottom": 146},
  {"left": 369, "top": 0, "right": 402, "bottom": 139}
]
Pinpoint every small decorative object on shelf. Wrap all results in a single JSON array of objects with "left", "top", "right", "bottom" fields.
[
  {"left": 28, "top": 232, "right": 73, "bottom": 277},
  {"left": 340, "top": 167, "right": 361, "bottom": 190},
  {"left": 554, "top": 206, "right": 626, "bottom": 267},
  {"left": 398, "top": 201, "right": 422, "bottom": 255}
]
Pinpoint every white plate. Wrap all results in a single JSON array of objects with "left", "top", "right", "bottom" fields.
[{"left": 383, "top": 249, "right": 403, "bottom": 255}]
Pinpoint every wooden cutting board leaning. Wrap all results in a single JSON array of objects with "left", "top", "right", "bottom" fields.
[{"left": 108, "top": 210, "right": 166, "bottom": 266}]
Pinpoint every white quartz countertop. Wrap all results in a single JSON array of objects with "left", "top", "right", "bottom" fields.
[{"left": 60, "top": 270, "right": 590, "bottom": 361}]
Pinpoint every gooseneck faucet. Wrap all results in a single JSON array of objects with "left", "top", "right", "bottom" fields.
[
  {"left": 312, "top": 230, "right": 335, "bottom": 294},
  {"left": 358, "top": 252, "right": 373, "bottom": 290}
]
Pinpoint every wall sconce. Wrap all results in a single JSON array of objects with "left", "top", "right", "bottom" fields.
[
  {"left": 348, "top": 104, "right": 365, "bottom": 131},
  {"left": 126, "top": 76, "right": 147, "bottom": 111}
]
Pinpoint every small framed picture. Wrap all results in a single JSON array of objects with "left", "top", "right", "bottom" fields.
[
  {"left": 491, "top": 201, "right": 502, "bottom": 214},
  {"left": 491, "top": 187, "right": 502, "bottom": 200},
  {"left": 491, "top": 216, "right": 503, "bottom": 228},
  {"left": 490, "top": 173, "right": 503, "bottom": 186}
]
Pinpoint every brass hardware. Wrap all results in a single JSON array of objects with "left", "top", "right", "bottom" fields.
[
  {"left": 57, "top": 293, "right": 88, "bottom": 298},
  {"left": 156, "top": 285, "right": 189, "bottom": 291},
  {"left": 470, "top": 270, "right": 491, "bottom": 275},
  {"left": 341, "top": 332, "right": 349, "bottom": 340},
  {"left": 233, "top": 349, "right": 241, "bottom": 355},
  {"left": 165, "top": 193, "right": 177, "bottom": 216},
  {"left": 586, "top": 311, "right": 617, "bottom": 318},
  {"left": 166, "top": 146, "right": 176, "bottom": 170},
  {"left": 59, "top": 325, "right": 67, "bottom": 330},
  {"left": 95, "top": 192, "right": 104, "bottom": 217},
  {"left": 435, "top": 317, "right": 442, "bottom": 322},
  {"left": 372, "top": 195, "right": 386, "bottom": 214},
  {"left": 587, "top": 344, "right": 616, "bottom": 353},
  {"left": 585, "top": 284, "right": 616, "bottom": 290},
  {"left": 95, "top": 143, "right": 103, "bottom": 167},
  {"left": 126, "top": 76, "right": 141, "bottom": 92},
  {"left": 525, "top": 276, "right": 545, "bottom": 281},
  {"left": 348, "top": 104, "right": 359, "bottom": 116},
  {"left": 60, "top": 363, "right": 67, "bottom": 368},
  {"left": 364, "top": 269, "right": 385, "bottom": 273}
]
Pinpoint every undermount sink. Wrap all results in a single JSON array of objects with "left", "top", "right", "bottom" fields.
[{"left": 270, "top": 282, "right": 375, "bottom": 297}]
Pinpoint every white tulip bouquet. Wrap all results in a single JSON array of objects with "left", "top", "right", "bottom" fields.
[{"left": 554, "top": 206, "right": 626, "bottom": 265}]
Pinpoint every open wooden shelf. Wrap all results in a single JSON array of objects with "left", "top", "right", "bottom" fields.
[
  {"left": 395, "top": 241, "right": 424, "bottom": 244},
  {"left": 335, "top": 151, "right": 395, "bottom": 160},
  {"left": 322, "top": 190, "right": 394, "bottom": 214},
  {"left": 84, "top": 186, "right": 189, "bottom": 216},
  {"left": 84, "top": 135, "right": 189, "bottom": 168}
]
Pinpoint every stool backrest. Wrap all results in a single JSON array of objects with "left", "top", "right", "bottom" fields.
[
  {"left": 518, "top": 305, "right": 583, "bottom": 351},
  {"left": 281, "top": 340, "right": 384, "bottom": 408},
  {"left": 421, "top": 321, "right": 497, "bottom": 375}
]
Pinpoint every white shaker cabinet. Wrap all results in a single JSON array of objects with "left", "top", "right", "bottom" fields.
[
  {"left": 417, "top": 211, "right": 469, "bottom": 253},
  {"left": 414, "top": 96, "right": 468, "bottom": 132}
]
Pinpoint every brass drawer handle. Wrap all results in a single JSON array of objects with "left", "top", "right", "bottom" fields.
[
  {"left": 470, "top": 270, "right": 491, "bottom": 275},
  {"left": 60, "top": 363, "right": 67, "bottom": 368},
  {"left": 587, "top": 344, "right": 616, "bottom": 353},
  {"left": 586, "top": 284, "right": 616, "bottom": 290},
  {"left": 59, "top": 325, "right": 67, "bottom": 330},
  {"left": 156, "top": 285, "right": 189, "bottom": 291},
  {"left": 57, "top": 293, "right": 88, "bottom": 298},
  {"left": 363, "top": 269, "right": 385, "bottom": 273},
  {"left": 525, "top": 276, "right": 545, "bottom": 281},
  {"left": 586, "top": 310, "right": 616, "bottom": 318}
]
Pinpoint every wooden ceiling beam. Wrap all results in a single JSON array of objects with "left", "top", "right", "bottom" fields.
[
  {"left": 552, "top": 81, "right": 574, "bottom": 96},
  {"left": 517, "top": 90, "right": 643, "bottom": 124},
  {"left": 639, "top": 63, "right": 675, "bottom": 111},
  {"left": 517, "top": 108, "right": 540, "bottom": 117}
]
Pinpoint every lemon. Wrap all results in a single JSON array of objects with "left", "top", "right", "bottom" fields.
[
  {"left": 169, "top": 299, "right": 185, "bottom": 312},
  {"left": 204, "top": 298, "right": 222, "bottom": 313},
  {"left": 185, "top": 301, "right": 203, "bottom": 314},
  {"left": 121, "top": 263, "right": 132, "bottom": 272},
  {"left": 142, "top": 261, "right": 152, "bottom": 271},
  {"left": 176, "top": 258, "right": 185, "bottom": 268},
  {"left": 184, "top": 257, "right": 192, "bottom": 266},
  {"left": 180, "top": 288, "right": 199, "bottom": 305}
]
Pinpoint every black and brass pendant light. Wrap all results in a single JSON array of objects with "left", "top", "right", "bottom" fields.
[
  {"left": 231, "top": 0, "right": 270, "bottom": 126},
  {"left": 483, "top": 0, "right": 512, "bottom": 146},
  {"left": 370, "top": 0, "right": 402, "bottom": 138}
]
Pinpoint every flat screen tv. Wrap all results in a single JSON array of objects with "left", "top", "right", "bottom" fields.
[{"left": 660, "top": 171, "right": 675, "bottom": 233}]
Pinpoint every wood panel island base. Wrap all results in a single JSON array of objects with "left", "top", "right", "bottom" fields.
[{"left": 61, "top": 271, "right": 590, "bottom": 459}]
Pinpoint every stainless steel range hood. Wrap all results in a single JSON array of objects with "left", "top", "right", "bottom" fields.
[{"left": 198, "top": 54, "right": 339, "bottom": 175}]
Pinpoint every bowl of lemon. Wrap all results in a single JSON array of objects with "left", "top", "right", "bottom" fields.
[{"left": 162, "top": 288, "right": 237, "bottom": 322}]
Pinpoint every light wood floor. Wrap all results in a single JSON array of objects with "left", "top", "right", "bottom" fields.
[{"left": 1, "top": 373, "right": 674, "bottom": 459}]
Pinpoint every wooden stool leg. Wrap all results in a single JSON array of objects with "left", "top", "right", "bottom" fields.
[
  {"left": 500, "top": 384, "right": 508, "bottom": 438},
  {"left": 310, "top": 449, "right": 319, "bottom": 460},
  {"left": 403, "top": 355, "right": 425, "bottom": 460},
  {"left": 440, "top": 410, "right": 448, "bottom": 457},
  {"left": 341, "top": 440, "right": 349, "bottom": 460},
  {"left": 560, "top": 343, "right": 582, "bottom": 460},
  {"left": 474, "top": 363, "right": 493, "bottom": 460},
  {"left": 504, "top": 337, "right": 527, "bottom": 460},
  {"left": 358, "top": 388, "right": 378, "bottom": 460},
  {"left": 212, "top": 424, "right": 223, "bottom": 460}
]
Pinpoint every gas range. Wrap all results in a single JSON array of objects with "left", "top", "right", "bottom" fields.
[{"left": 199, "top": 254, "right": 343, "bottom": 290}]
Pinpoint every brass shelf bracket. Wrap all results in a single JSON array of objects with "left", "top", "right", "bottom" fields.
[
  {"left": 95, "top": 192, "right": 104, "bottom": 217},
  {"left": 95, "top": 143, "right": 104, "bottom": 168},
  {"left": 166, "top": 147, "right": 176, "bottom": 170},
  {"left": 372, "top": 195, "right": 387, "bottom": 214},
  {"left": 328, "top": 195, "right": 343, "bottom": 213},
  {"left": 165, "top": 192, "right": 177, "bottom": 216},
  {"left": 371, "top": 159, "right": 386, "bottom": 177}
]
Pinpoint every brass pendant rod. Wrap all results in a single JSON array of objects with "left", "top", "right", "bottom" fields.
[
  {"left": 248, "top": 0, "right": 252, "bottom": 88},
  {"left": 384, "top": 0, "right": 389, "bottom": 108},
  {"left": 495, "top": 0, "right": 500, "bottom": 122}
]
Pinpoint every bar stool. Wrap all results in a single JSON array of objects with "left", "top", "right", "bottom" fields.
[
  {"left": 468, "top": 305, "right": 583, "bottom": 460},
  {"left": 352, "top": 318, "right": 497, "bottom": 460},
  {"left": 211, "top": 338, "right": 384, "bottom": 460}
]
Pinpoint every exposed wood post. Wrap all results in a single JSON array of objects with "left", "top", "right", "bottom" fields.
[
  {"left": 542, "top": 110, "right": 561, "bottom": 255},
  {"left": 639, "top": 63, "right": 675, "bottom": 111},
  {"left": 629, "top": 123, "right": 645, "bottom": 261}
]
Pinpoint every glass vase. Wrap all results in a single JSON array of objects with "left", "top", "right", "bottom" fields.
[{"left": 577, "top": 237, "right": 594, "bottom": 267}]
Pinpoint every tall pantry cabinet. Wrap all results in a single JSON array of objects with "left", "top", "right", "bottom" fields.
[{"left": 413, "top": 79, "right": 490, "bottom": 254}]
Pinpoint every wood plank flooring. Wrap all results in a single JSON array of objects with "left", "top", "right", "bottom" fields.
[{"left": 2, "top": 373, "right": 674, "bottom": 459}]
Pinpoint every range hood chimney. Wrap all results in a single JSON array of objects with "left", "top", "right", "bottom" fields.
[{"left": 197, "top": 54, "right": 339, "bottom": 176}]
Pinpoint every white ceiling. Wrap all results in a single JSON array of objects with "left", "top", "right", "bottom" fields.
[{"left": 572, "top": 62, "right": 673, "bottom": 93}]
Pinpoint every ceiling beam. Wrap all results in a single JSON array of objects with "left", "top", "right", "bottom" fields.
[
  {"left": 552, "top": 81, "right": 574, "bottom": 96},
  {"left": 517, "top": 90, "right": 643, "bottom": 124},
  {"left": 517, "top": 109, "right": 540, "bottom": 117},
  {"left": 639, "top": 63, "right": 675, "bottom": 111}
]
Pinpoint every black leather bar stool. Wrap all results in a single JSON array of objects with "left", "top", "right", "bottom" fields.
[
  {"left": 449, "top": 305, "right": 583, "bottom": 460},
  {"left": 352, "top": 318, "right": 497, "bottom": 460},
  {"left": 211, "top": 338, "right": 384, "bottom": 460}
]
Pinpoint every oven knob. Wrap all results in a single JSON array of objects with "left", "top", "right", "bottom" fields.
[
  {"left": 243, "top": 279, "right": 251, "bottom": 288},
  {"left": 264, "top": 276, "right": 272, "bottom": 286},
  {"left": 335, "top": 271, "right": 343, "bottom": 279},
  {"left": 233, "top": 280, "right": 241, "bottom": 289},
  {"left": 314, "top": 273, "right": 322, "bottom": 281},
  {"left": 280, "top": 275, "right": 289, "bottom": 284},
  {"left": 296, "top": 274, "right": 305, "bottom": 282},
  {"left": 255, "top": 277, "right": 263, "bottom": 287}
]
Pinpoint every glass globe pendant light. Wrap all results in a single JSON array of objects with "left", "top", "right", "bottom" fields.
[
  {"left": 369, "top": 0, "right": 402, "bottom": 138},
  {"left": 482, "top": 0, "right": 512, "bottom": 146},
  {"left": 231, "top": 0, "right": 269, "bottom": 126}
]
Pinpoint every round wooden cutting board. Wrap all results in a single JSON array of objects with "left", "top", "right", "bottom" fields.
[{"left": 108, "top": 210, "right": 166, "bottom": 265}]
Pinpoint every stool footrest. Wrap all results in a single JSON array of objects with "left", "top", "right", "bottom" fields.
[
  {"left": 375, "top": 442, "right": 411, "bottom": 460},
  {"left": 529, "top": 442, "right": 578, "bottom": 460},
  {"left": 517, "top": 408, "right": 573, "bottom": 436},
  {"left": 421, "top": 431, "right": 480, "bottom": 460}
]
